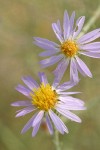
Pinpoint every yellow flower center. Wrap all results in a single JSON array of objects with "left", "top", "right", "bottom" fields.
[
  {"left": 31, "top": 83, "right": 58, "bottom": 111},
  {"left": 61, "top": 40, "right": 78, "bottom": 57}
]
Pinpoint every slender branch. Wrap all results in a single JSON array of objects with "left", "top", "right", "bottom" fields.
[
  {"left": 78, "top": 5, "right": 100, "bottom": 37},
  {"left": 54, "top": 129, "right": 61, "bottom": 150}
]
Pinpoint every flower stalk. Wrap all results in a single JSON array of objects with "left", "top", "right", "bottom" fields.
[{"left": 54, "top": 129, "right": 61, "bottom": 150}]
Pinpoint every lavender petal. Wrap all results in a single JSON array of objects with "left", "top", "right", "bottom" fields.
[
  {"left": 46, "top": 113, "right": 53, "bottom": 135},
  {"left": 39, "top": 48, "right": 60, "bottom": 57},
  {"left": 69, "top": 11, "right": 75, "bottom": 36},
  {"left": 32, "top": 110, "right": 44, "bottom": 127},
  {"left": 56, "top": 103, "right": 86, "bottom": 110},
  {"left": 38, "top": 72, "right": 48, "bottom": 85},
  {"left": 11, "top": 100, "right": 32, "bottom": 107},
  {"left": 56, "top": 107, "right": 82, "bottom": 123},
  {"left": 75, "top": 56, "right": 92, "bottom": 77},
  {"left": 57, "top": 20, "right": 62, "bottom": 33},
  {"left": 73, "top": 16, "right": 85, "bottom": 39},
  {"left": 63, "top": 10, "right": 70, "bottom": 40},
  {"left": 79, "top": 51, "right": 100, "bottom": 58},
  {"left": 34, "top": 37, "right": 59, "bottom": 50},
  {"left": 40, "top": 54, "right": 63, "bottom": 68},
  {"left": 57, "top": 80, "right": 76, "bottom": 92},
  {"left": 21, "top": 113, "right": 38, "bottom": 134},
  {"left": 52, "top": 23, "right": 64, "bottom": 43},
  {"left": 80, "top": 42, "right": 100, "bottom": 50},
  {"left": 70, "top": 58, "right": 79, "bottom": 83},
  {"left": 15, "top": 85, "right": 31, "bottom": 98},
  {"left": 75, "top": 59, "right": 89, "bottom": 77},
  {"left": 22, "top": 76, "right": 39, "bottom": 90},
  {"left": 49, "top": 110, "right": 64, "bottom": 134},
  {"left": 57, "top": 91, "right": 81, "bottom": 95},
  {"left": 32, "top": 121, "right": 41, "bottom": 137},
  {"left": 52, "top": 58, "right": 69, "bottom": 88},
  {"left": 16, "top": 107, "right": 35, "bottom": 117},
  {"left": 78, "top": 29, "right": 100, "bottom": 44},
  {"left": 59, "top": 96, "right": 85, "bottom": 106},
  {"left": 49, "top": 110, "right": 68, "bottom": 134}
]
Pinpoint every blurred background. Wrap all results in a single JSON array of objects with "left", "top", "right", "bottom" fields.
[{"left": 0, "top": 0, "right": 100, "bottom": 150}]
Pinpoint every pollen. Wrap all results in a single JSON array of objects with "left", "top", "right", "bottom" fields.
[
  {"left": 31, "top": 83, "right": 58, "bottom": 111},
  {"left": 61, "top": 40, "right": 78, "bottom": 57}
]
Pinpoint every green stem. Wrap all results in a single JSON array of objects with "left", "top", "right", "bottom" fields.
[
  {"left": 78, "top": 5, "right": 100, "bottom": 37},
  {"left": 54, "top": 130, "right": 61, "bottom": 150}
]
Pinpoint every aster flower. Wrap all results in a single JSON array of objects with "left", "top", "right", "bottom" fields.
[
  {"left": 33, "top": 10, "right": 100, "bottom": 83},
  {"left": 11, "top": 72, "right": 85, "bottom": 137}
]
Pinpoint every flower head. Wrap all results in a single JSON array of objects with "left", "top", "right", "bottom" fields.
[
  {"left": 33, "top": 10, "right": 100, "bottom": 83},
  {"left": 11, "top": 72, "right": 85, "bottom": 137}
]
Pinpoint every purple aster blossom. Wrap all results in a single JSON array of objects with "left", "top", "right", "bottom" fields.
[
  {"left": 11, "top": 72, "right": 86, "bottom": 137},
  {"left": 33, "top": 10, "right": 100, "bottom": 83}
]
